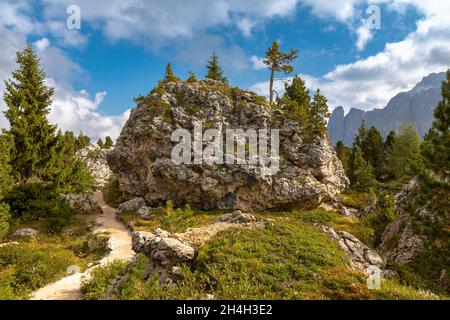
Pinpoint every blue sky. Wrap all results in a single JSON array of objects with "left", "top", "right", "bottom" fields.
[{"left": 1, "top": 0, "right": 449, "bottom": 139}]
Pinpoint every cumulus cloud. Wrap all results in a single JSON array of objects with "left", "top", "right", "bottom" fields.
[
  {"left": 47, "top": 79, "right": 130, "bottom": 140},
  {"left": 250, "top": 56, "right": 266, "bottom": 70},
  {"left": 42, "top": 0, "right": 300, "bottom": 41},
  {"left": 356, "top": 24, "right": 374, "bottom": 51},
  {"left": 250, "top": 0, "right": 450, "bottom": 111},
  {"left": 0, "top": 25, "right": 127, "bottom": 139}
]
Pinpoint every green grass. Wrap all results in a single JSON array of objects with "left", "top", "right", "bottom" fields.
[
  {"left": 82, "top": 219, "right": 441, "bottom": 300},
  {"left": 0, "top": 215, "right": 109, "bottom": 300}
]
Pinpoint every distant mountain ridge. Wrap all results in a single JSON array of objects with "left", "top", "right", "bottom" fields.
[{"left": 328, "top": 72, "right": 446, "bottom": 146}]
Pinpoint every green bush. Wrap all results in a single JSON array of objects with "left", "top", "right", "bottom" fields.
[
  {"left": 0, "top": 202, "right": 11, "bottom": 239},
  {"left": 5, "top": 183, "right": 74, "bottom": 234},
  {"left": 102, "top": 177, "right": 131, "bottom": 208}
]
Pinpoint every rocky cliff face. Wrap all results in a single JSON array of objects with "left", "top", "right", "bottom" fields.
[
  {"left": 108, "top": 79, "right": 348, "bottom": 211},
  {"left": 77, "top": 144, "right": 113, "bottom": 189},
  {"left": 328, "top": 72, "right": 445, "bottom": 146}
]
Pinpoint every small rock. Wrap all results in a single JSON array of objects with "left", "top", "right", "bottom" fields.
[
  {"left": 0, "top": 242, "right": 20, "bottom": 248},
  {"left": 318, "top": 224, "right": 385, "bottom": 272},
  {"left": 137, "top": 206, "right": 153, "bottom": 219},
  {"left": 13, "top": 228, "right": 38, "bottom": 238},
  {"left": 60, "top": 194, "right": 103, "bottom": 215},
  {"left": 117, "top": 198, "right": 147, "bottom": 214},
  {"left": 382, "top": 269, "right": 398, "bottom": 279},
  {"left": 217, "top": 211, "right": 258, "bottom": 224}
]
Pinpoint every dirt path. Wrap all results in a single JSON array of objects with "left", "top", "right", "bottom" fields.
[{"left": 31, "top": 192, "right": 134, "bottom": 300}]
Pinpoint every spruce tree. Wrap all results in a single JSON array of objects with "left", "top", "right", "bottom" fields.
[
  {"left": 280, "top": 76, "right": 310, "bottom": 122},
  {"left": 3, "top": 45, "right": 56, "bottom": 181},
  {"left": 350, "top": 146, "right": 377, "bottom": 191},
  {"left": 163, "top": 63, "right": 180, "bottom": 83},
  {"left": 97, "top": 138, "right": 104, "bottom": 148},
  {"left": 362, "top": 126, "right": 384, "bottom": 178},
  {"left": 309, "top": 89, "right": 331, "bottom": 134},
  {"left": 417, "top": 70, "right": 450, "bottom": 220},
  {"left": 104, "top": 136, "right": 114, "bottom": 149},
  {"left": 386, "top": 123, "right": 421, "bottom": 180},
  {"left": 205, "top": 53, "right": 228, "bottom": 84},
  {"left": 187, "top": 71, "right": 197, "bottom": 83},
  {"left": 263, "top": 41, "right": 298, "bottom": 104},
  {"left": 76, "top": 131, "right": 90, "bottom": 151},
  {"left": 335, "top": 140, "right": 350, "bottom": 173},
  {"left": 43, "top": 131, "right": 94, "bottom": 193},
  {"left": 284, "top": 75, "right": 310, "bottom": 107},
  {"left": 0, "top": 132, "right": 14, "bottom": 238},
  {"left": 353, "top": 120, "right": 367, "bottom": 148}
]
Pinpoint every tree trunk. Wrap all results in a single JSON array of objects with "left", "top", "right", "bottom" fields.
[{"left": 269, "top": 67, "right": 275, "bottom": 105}]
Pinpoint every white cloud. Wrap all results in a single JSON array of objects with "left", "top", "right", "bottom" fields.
[
  {"left": 250, "top": 56, "right": 266, "bottom": 70},
  {"left": 34, "top": 37, "right": 50, "bottom": 51},
  {"left": 0, "top": 24, "right": 127, "bottom": 139},
  {"left": 250, "top": 0, "right": 450, "bottom": 111},
  {"left": 42, "top": 0, "right": 300, "bottom": 41},
  {"left": 47, "top": 79, "right": 130, "bottom": 140},
  {"left": 356, "top": 24, "right": 374, "bottom": 51}
]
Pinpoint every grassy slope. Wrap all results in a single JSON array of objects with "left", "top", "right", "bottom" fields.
[
  {"left": 0, "top": 215, "right": 109, "bottom": 300},
  {"left": 82, "top": 209, "right": 444, "bottom": 300}
]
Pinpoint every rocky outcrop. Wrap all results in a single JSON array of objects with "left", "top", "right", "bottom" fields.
[
  {"left": 328, "top": 72, "right": 445, "bottom": 145},
  {"left": 12, "top": 228, "right": 38, "bottom": 238},
  {"left": 108, "top": 79, "right": 348, "bottom": 211},
  {"left": 117, "top": 197, "right": 152, "bottom": 219},
  {"left": 60, "top": 194, "right": 103, "bottom": 215},
  {"left": 318, "top": 225, "right": 385, "bottom": 272},
  {"left": 77, "top": 144, "right": 113, "bottom": 189},
  {"left": 379, "top": 178, "right": 426, "bottom": 264},
  {"left": 132, "top": 212, "right": 263, "bottom": 284}
]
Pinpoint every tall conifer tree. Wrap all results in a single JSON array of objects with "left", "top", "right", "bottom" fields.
[{"left": 3, "top": 45, "right": 55, "bottom": 181}]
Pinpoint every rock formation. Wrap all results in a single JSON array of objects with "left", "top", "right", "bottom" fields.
[
  {"left": 379, "top": 178, "right": 426, "bottom": 264},
  {"left": 318, "top": 225, "right": 386, "bottom": 272},
  {"left": 328, "top": 72, "right": 445, "bottom": 146},
  {"left": 77, "top": 144, "right": 113, "bottom": 189},
  {"left": 60, "top": 194, "right": 103, "bottom": 215},
  {"left": 108, "top": 79, "right": 348, "bottom": 211},
  {"left": 132, "top": 211, "right": 263, "bottom": 284}
]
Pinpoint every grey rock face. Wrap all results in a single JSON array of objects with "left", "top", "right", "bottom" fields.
[
  {"left": 108, "top": 80, "right": 348, "bottom": 211},
  {"left": 379, "top": 178, "right": 426, "bottom": 264},
  {"left": 60, "top": 194, "right": 103, "bottom": 215},
  {"left": 117, "top": 197, "right": 152, "bottom": 219},
  {"left": 117, "top": 198, "right": 146, "bottom": 214},
  {"left": 13, "top": 228, "right": 38, "bottom": 238},
  {"left": 132, "top": 229, "right": 196, "bottom": 267},
  {"left": 318, "top": 225, "right": 385, "bottom": 272},
  {"left": 328, "top": 72, "right": 446, "bottom": 146},
  {"left": 77, "top": 144, "right": 113, "bottom": 189}
]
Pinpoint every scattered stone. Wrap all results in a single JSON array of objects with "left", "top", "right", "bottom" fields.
[
  {"left": 216, "top": 211, "right": 258, "bottom": 224},
  {"left": 317, "top": 224, "right": 385, "bottom": 272},
  {"left": 60, "top": 194, "right": 103, "bottom": 215},
  {"left": 13, "top": 228, "right": 38, "bottom": 238},
  {"left": 0, "top": 242, "right": 20, "bottom": 248},
  {"left": 117, "top": 198, "right": 146, "bottom": 214},
  {"left": 132, "top": 229, "right": 196, "bottom": 267}
]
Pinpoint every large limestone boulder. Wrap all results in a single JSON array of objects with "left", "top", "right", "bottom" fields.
[
  {"left": 77, "top": 144, "right": 113, "bottom": 189},
  {"left": 132, "top": 229, "right": 196, "bottom": 267},
  {"left": 108, "top": 79, "right": 348, "bottom": 211}
]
